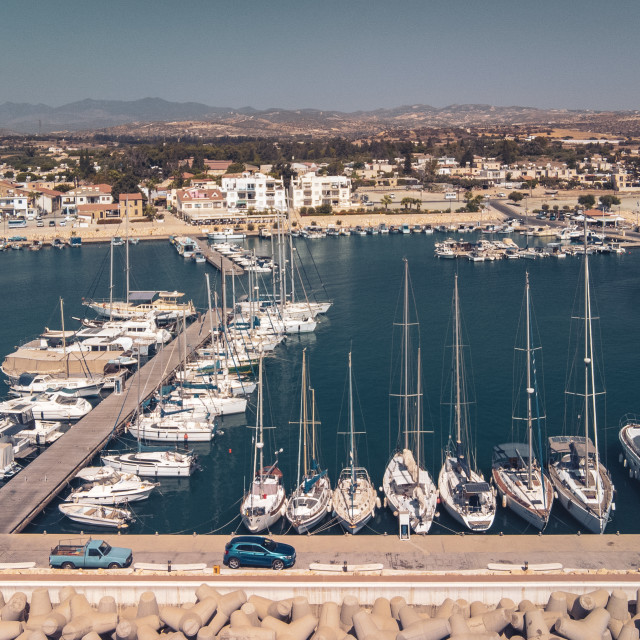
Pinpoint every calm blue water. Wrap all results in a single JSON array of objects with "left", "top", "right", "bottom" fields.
[{"left": 2, "top": 234, "right": 639, "bottom": 536}]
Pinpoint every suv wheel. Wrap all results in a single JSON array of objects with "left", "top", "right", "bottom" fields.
[
  {"left": 272, "top": 559, "right": 284, "bottom": 571},
  {"left": 108, "top": 563, "right": 122, "bottom": 569},
  {"left": 61, "top": 562, "right": 75, "bottom": 570},
  {"left": 228, "top": 557, "right": 240, "bottom": 569}
]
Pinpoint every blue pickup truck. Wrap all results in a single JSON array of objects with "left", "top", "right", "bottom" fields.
[{"left": 49, "top": 539, "right": 133, "bottom": 569}]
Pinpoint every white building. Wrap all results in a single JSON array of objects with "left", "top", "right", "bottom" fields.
[
  {"left": 175, "top": 187, "right": 228, "bottom": 223},
  {"left": 60, "top": 184, "right": 113, "bottom": 213},
  {"left": 289, "top": 172, "right": 352, "bottom": 210},
  {"left": 0, "top": 181, "right": 28, "bottom": 217},
  {"left": 220, "top": 172, "right": 287, "bottom": 213}
]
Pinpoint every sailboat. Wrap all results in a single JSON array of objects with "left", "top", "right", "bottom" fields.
[
  {"left": 382, "top": 259, "right": 438, "bottom": 534},
  {"left": 102, "top": 352, "right": 197, "bottom": 477},
  {"left": 547, "top": 223, "right": 614, "bottom": 534},
  {"left": 332, "top": 352, "right": 377, "bottom": 534},
  {"left": 285, "top": 349, "right": 332, "bottom": 534},
  {"left": 438, "top": 275, "right": 496, "bottom": 532},
  {"left": 240, "top": 356, "right": 287, "bottom": 533},
  {"left": 492, "top": 273, "right": 554, "bottom": 530}
]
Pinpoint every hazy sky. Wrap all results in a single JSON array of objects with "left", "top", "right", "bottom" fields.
[{"left": 3, "top": 0, "right": 640, "bottom": 111}]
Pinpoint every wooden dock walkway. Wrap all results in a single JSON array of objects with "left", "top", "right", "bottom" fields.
[
  {"left": 198, "top": 242, "right": 244, "bottom": 276},
  {"left": 0, "top": 313, "right": 214, "bottom": 534}
]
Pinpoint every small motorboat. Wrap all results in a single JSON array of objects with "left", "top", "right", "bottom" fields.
[{"left": 58, "top": 502, "right": 134, "bottom": 528}]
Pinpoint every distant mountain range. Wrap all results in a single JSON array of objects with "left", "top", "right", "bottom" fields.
[{"left": 1, "top": 98, "right": 638, "bottom": 137}]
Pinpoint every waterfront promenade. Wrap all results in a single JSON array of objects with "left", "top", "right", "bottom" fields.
[{"left": 0, "top": 313, "right": 214, "bottom": 535}]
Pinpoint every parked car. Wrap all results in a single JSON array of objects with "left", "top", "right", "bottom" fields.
[
  {"left": 49, "top": 220, "right": 56, "bottom": 227},
  {"left": 223, "top": 536, "right": 296, "bottom": 570},
  {"left": 49, "top": 538, "right": 132, "bottom": 570},
  {"left": 37, "top": 220, "right": 44, "bottom": 227},
  {"left": 497, "top": 193, "right": 507, "bottom": 198},
  {"left": 59, "top": 220, "right": 66, "bottom": 227}
]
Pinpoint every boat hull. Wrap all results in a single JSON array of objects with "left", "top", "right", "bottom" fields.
[
  {"left": 620, "top": 422, "right": 640, "bottom": 480},
  {"left": 285, "top": 476, "right": 332, "bottom": 534},
  {"left": 101, "top": 451, "right": 195, "bottom": 477}
]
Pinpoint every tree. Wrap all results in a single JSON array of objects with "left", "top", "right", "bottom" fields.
[
  {"left": 578, "top": 194, "right": 596, "bottom": 209},
  {"left": 401, "top": 197, "right": 413, "bottom": 209},
  {"left": 78, "top": 149, "right": 95, "bottom": 180},
  {"left": 403, "top": 154, "right": 413, "bottom": 175},
  {"left": 226, "top": 162, "right": 245, "bottom": 174},
  {"left": 111, "top": 174, "right": 141, "bottom": 203},
  {"left": 508, "top": 191, "right": 525, "bottom": 204},
  {"left": 381, "top": 195, "right": 392, "bottom": 210},
  {"left": 599, "top": 194, "right": 620, "bottom": 211}
]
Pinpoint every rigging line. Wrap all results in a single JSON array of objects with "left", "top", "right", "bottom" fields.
[{"left": 298, "top": 236, "right": 330, "bottom": 301}]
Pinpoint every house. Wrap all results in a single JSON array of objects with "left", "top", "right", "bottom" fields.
[
  {"left": 118, "top": 193, "right": 144, "bottom": 218},
  {"left": 289, "top": 173, "right": 352, "bottom": 210},
  {"left": 204, "top": 160, "right": 233, "bottom": 176},
  {"left": 61, "top": 184, "right": 113, "bottom": 213},
  {"left": 0, "top": 181, "right": 29, "bottom": 217},
  {"left": 76, "top": 203, "right": 120, "bottom": 223},
  {"left": 33, "top": 187, "right": 63, "bottom": 214},
  {"left": 175, "top": 187, "right": 228, "bottom": 223}
]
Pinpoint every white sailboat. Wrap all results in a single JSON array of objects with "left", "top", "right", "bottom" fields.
[
  {"left": 128, "top": 411, "right": 216, "bottom": 442},
  {"left": 285, "top": 350, "right": 332, "bottom": 534},
  {"left": 240, "top": 356, "right": 287, "bottom": 533},
  {"left": 492, "top": 273, "right": 554, "bottom": 530},
  {"left": 438, "top": 275, "right": 496, "bottom": 532},
  {"left": 102, "top": 351, "right": 198, "bottom": 477},
  {"left": 382, "top": 259, "right": 438, "bottom": 534},
  {"left": 9, "top": 373, "right": 104, "bottom": 398},
  {"left": 547, "top": 223, "right": 614, "bottom": 534},
  {"left": 332, "top": 352, "right": 377, "bottom": 534},
  {"left": 58, "top": 502, "right": 134, "bottom": 528}
]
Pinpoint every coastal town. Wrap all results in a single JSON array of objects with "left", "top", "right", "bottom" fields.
[{"left": 3, "top": 0, "right": 640, "bottom": 621}]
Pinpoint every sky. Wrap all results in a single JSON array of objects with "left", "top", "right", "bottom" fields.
[{"left": 3, "top": 0, "right": 640, "bottom": 112}]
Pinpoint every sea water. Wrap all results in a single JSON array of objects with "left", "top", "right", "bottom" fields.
[{"left": 1, "top": 234, "right": 638, "bottom": 535}]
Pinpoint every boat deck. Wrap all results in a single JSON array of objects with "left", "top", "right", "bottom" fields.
[{"left": 0, "top": 313, "right": 213, "bottom": 534}]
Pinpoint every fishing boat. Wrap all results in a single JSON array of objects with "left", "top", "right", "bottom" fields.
[
  {"left": 619, "top": 415, "right": 640, "bottom": 481},
  {"left": 382, "top": 259, "right": 438, "bottom": 534},
  {"left": 285, "top": 350, "right": 332, "bottom": 534},
  {"left": 0, "top": 391, "right": 92, "bottom": 421},
  {"left": 240, "top": 356, "right": 287, "bottom": 533},
  {"left": 438, "top": 275, "right": 496, "bottom": 532},
  {"left": 547, "top": 224, "right": 614, "bottom": 534},
  {"left": 58, "top": 502, "right": 134, "bottom": 528},
  {"left": 491, "top": 273, "right": 554, "bottom": 530},
  {"left": 66, "top": 470, "right": 158, "bottom": 504},
  {"left": 332, "top": 352, "right": 377, "bottom": 534}
]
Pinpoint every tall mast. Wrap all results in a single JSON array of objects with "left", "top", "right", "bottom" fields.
[
  {"left": 416, "top": 347, "right": 422, "bottom": 479},
  {"left": 403, "top": 258, "right": 409, "bottom": 450},
  {"left": 302, "top": 350, "right": 308, "bottom": 476},
  {"left": 206, "top": 273, "right": 218, "bottom": 389},
  {"left": 583, "top": 220, "right": 590, "bottom": 487},
  {"left": 526, "top": 272, "right": 533, "bottom": 489},
  {"left": 349, "top": 351, "right": 355, "bottom": 487},
  {"left": 454, "top": 275, "right": 462, "bottom": 445},
  {"left": 311, "top": 386, "right": 317, "bottom": 462},
  {"left": 109, "top": 238, "right": 114, "bottom": 316},
  {"left": 125, "top": 198, "right": 130, "bottom": 304},
  {"left": 60, "top": 297, "right": 68, "bottom": 378},
  {"left": 257, "top": 355, "right": 264, "bottom": 490}
]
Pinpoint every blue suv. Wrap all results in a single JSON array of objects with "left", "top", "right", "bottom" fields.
[{"left": 223, "top": 536, "right": 296, "bottom": 570}]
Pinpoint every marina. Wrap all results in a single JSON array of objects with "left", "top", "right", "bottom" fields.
[{"left": 0, "top": 234, "right": 639, "bottom": 538}]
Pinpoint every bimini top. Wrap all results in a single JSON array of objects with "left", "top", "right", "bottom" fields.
[
  {"left": 548, "top": 435, "right": 595, "bottom": 455},
  {"left": 128, "top": 291, "right": 159, "bottom": 304}
]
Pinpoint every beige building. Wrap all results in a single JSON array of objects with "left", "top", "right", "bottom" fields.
[
  {"left": 118, "top": 193, "right": 144, "bottom": 218},
  {"left": 175, "top": 186, "right": 228, "bottom": 223},
  {"left": 289, "top": 173, "right": 352, "bottom": 210}
]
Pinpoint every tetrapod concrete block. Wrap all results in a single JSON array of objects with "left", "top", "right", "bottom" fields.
[
  {"left": 241, "top": 605, "right": 261, "bottom": 628},
  {"left": 399, "top": 608, "right": 424, "bottom": 631},
  {"left": 396, "top": 617, "right": 451, "bottom": 640},
  {"left": 291, "top": 600, "right": 312, "bottom": 623},
  {"left": 41, "top": 612, "right": 67, "bottom": 637},
  {"left": 137, "top": 594, "right": 160, "bottom": 620},
  {"left": 391, "top": 599, "right": 407, "bottom": 621},
  {"left": 556, "top": 608, "right": 611, "bottom": 640},
  {"left": 0, "top": 622, "right": 23, "bottom": 640},
  {"left": 340, "top": 598, "right": 360, "bottom": 633},
  {"left": 607, "top": 593, "right": 630, "bottom": 623},
  {"left": 2, "top": 594, "right": 28, "bottom": 622},
  {"left": 30, "top": 591, "right": 53, "bottom": 619},
  {"left": 547, "top": 595, "right": 569, "bottom": 616},
  {"left": 218, "top": 593, "right": 248, "bottom": 618},
  {"left": 267, "top": 603, "right": 292, "bottom": 623}
]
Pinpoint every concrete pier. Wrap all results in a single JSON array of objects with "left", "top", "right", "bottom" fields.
[{"left": 0, "top": 313, "right": 214, "bottom": 534}]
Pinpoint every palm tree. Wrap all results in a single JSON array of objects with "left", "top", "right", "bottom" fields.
[{"left": 381, "top": 195, "right": 392, "bottom": 211}]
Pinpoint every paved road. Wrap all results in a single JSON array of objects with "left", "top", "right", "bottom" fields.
[{"left": 2, "top": 533, "right": 640, "bottom": 572}]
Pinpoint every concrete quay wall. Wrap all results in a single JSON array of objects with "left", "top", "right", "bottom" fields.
[{"left": 1, "top": 574, "right": 640, "bottom": 607}]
